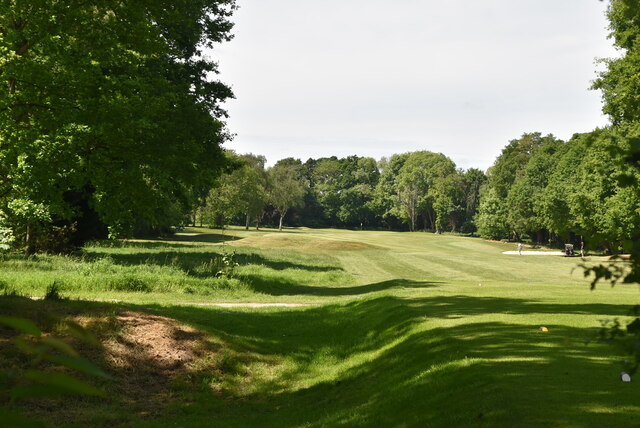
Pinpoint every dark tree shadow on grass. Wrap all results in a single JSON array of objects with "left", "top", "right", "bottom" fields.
[
  {"left": 80, "top": 250, "right": 343, "bottom": 278},
  {"left": 2, "top": 294, "right": 638, "bottom": 427},
  {"left": 87, "top": 241, "right": 201, "bottom": 250},
  {"left": 86, "top": 232, "right": 240, "bottom": 250},
  {"left": 240, "top": 277, "right": 442, "bottom": 296},
  {"left": 164, "top": 233, "right": 241, "bottom": 244},
  {"left": 145, "top": 295, "right": 638, "bottom": 427}
]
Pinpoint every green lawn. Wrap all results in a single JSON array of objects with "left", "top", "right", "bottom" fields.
[{"left": 1, "top": 227, "right": 638, "bottom": 427}]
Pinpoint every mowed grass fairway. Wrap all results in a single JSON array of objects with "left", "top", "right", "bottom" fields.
[{"left": 1, "top": 227, "right": 639, "bottom": 427}]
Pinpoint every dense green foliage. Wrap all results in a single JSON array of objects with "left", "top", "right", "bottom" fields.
[
  {"left": 585, "top": 0, "right": 640, "bottom": 372},
  {"left": 475, "top": 131, "right": 639, "bottom": 253},
  {"left": 267, "top": 158, "right": 308, "bottom": 231},
  {"left": 199, "top": 152, "right": 486, "bottom": 233},
  {"left": 592, "top": 0, "right": 640, "bottom": 277},
  {"left": 0, "top": 1, "right": 236, "bottom": 253},
  {"left": 201, "top": 153, "right": 267, "bottom": 229}
]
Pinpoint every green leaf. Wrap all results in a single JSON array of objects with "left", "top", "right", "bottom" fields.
[
  {"left": 0, "top": 316, "right": 41, "bottom": 336},
  {"left": 12, "top": 336, "right": 38, "bottom": 355},
  {"left": 22, "top": 370, "right": 105, "bottom": 397},
  {"left": 40, "top": 337, "right": 79, "bottom": 357},
  {"left": 0, "top": 408, "right": 44, "bottom": 428},
  {"left": 63, "top": 320, "right": 100, "bottom": 346},
  {"left": 45, "top": 355, "right": 111, "bottom": 379},
  {"left": 11, "top": 384, "right": 72, "bottom": 400}
]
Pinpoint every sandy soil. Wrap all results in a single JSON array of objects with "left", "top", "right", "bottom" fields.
[{"left": 502, "top": 250, "right": 566, "bottom": 256}]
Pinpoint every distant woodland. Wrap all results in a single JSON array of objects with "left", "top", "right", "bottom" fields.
[{"left": 197, "top": 126, "right": 638, "bottom": 255}]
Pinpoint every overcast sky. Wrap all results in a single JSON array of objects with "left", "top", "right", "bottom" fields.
[{"left": 213, "top": 0, "right": 618, "bottom": 171}]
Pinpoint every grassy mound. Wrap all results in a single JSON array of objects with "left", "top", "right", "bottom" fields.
[{"left": 232, "top": 233, "right": 376, "bottom": 251}]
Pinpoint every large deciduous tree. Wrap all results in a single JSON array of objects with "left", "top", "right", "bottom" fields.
[
  {"left": 267, "top": 159, "right": 308, "bottom": 231},
  {"left": 459, "top": 168, "right": 487, "bottom": 233},
  {"left": 588, "top": 0, "right": 640, "bottom": 374},
  {"left": 0, "top": 0, "right": 236, "bottom": 253},
  {"left": 476, "top": 133, "right": 557, "bottom": 242},
  {"left": 203, "top": 152, "right": 267, "bottom": 229},
  {"left": 395, "top": 151, "right": 456, "bottom": 232}
]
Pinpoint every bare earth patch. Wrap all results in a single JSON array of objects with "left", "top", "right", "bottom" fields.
[
  {"left": 106, "top": 311, "right": 201, "bottom": 372},
  {"left": 1, "top": 300, "right": 218, "bottom": 424},
  {"left": 82, "top": 310, "right": 216, "bottom": 419}
]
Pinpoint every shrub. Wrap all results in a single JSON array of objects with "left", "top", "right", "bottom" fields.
[{"left": 44, "top": 280, "right": 64, "bottom": 300}]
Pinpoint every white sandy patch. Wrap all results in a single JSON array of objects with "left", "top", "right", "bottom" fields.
[{"left": 502, "top": 251, "right": 565, "bottom": 256}]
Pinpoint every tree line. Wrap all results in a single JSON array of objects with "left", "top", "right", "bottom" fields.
[
  {"left": 475, "top": 129, "right": 639, "bottom": 252},
  {"left": 196, "top": 151, "right": 487, "bottom": 234},
  {"left": 196, "top": 124, "right": 637, "bottom": 256}
]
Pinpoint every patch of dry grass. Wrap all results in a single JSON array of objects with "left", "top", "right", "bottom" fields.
[{"left": 0, "top": 297, "right": 221, "bottom": 426}]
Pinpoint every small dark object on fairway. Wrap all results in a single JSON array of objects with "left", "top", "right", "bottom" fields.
[{"left": 564, "top": 244, "right": 574, "bottom": 257}]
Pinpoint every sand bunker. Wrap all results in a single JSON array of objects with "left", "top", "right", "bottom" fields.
[{"left": 502, "top": 251, "right": 565, "bottom": 256}]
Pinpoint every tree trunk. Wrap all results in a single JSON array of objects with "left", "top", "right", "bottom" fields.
[
  {"left": 256, "top": 211, "right": 263, "bottom": 230},
  {"left": 278, "top": 209, "right": 287, "bottom": 231},
  {"left": 425, "top": 208, "right": 434, "bottom": 231},
  {"left": 25, "top": 223, "right": 35, "bottom": 257}
]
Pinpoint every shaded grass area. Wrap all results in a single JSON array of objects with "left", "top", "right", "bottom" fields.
[
  {"left": 2, "top": 292, "right": 638, "bottom": 427},
  {"left": 134, "top": 294, "right": 640, "bottom": 427}
]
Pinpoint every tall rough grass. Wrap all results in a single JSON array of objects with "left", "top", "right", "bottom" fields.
[{"left": 0, "top": 238, "right": 351, "bottom": 300}]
